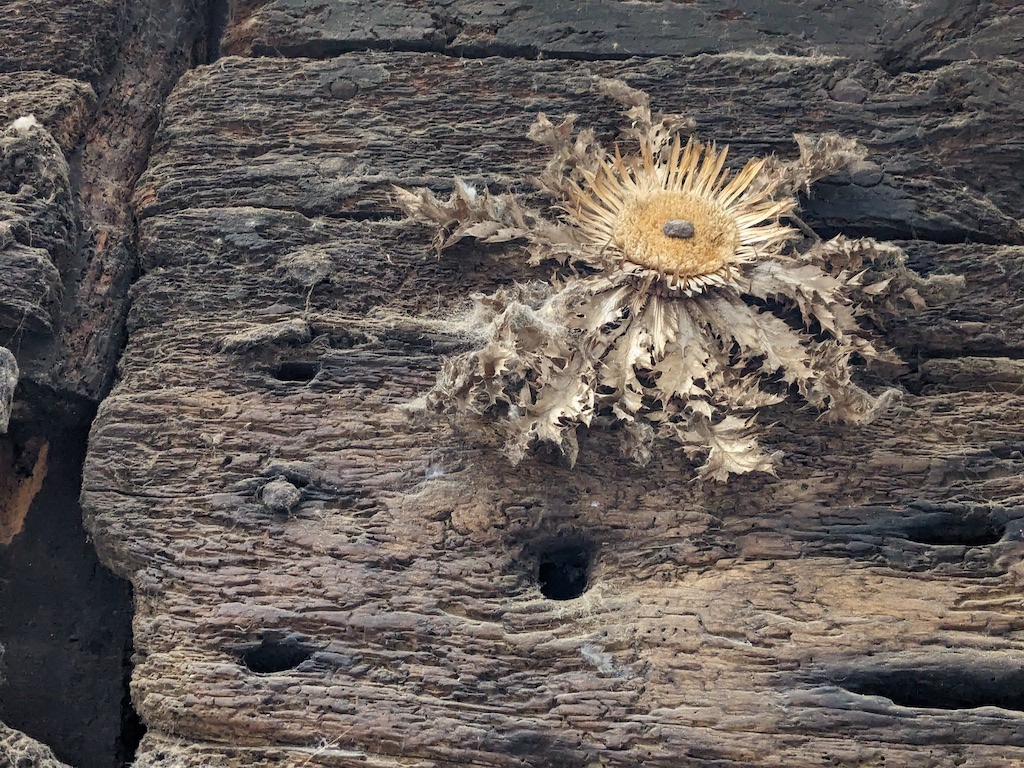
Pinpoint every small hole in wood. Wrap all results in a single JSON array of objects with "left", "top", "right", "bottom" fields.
[
  {"left": 902, "top": 514, "right": 1005, "bottom": 547},
  {"left": 240, "top": 637, "right": 314, "bottom": 673},
  {"left": 271, "top": 361, "right": 320, "bottom": 382},
  {"left": 841, "top": 665, "right": 1024, "bottom": 711},
  {"left": 538, "top": 546, "right": 590, "bottom": 600}
]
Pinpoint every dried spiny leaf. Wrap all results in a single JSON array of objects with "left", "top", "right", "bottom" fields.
[
  {"left": 687, "top": 416, "right": 782, "bottom": 482},
  {"left": 754, "top": 133, "right": 868, "bottom": 197},
  {"left": 528, "top": 113, "right": 602, "bottom": 200},
  {"left": 807, "top": 235, "right": 965, "bottom": 329},
  {"left": 594, "top": 77, "right": 696, "bottom": 158}
]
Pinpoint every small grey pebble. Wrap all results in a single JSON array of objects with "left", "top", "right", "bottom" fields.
[
  {"left": 831, "top": 78, "right": 869, "bottom": 104},
  {"left": 663, "top": 219, "right": 695, "bottom": 239},
  {"left": 330, "top": 78, "right": 359, "bottom": 100},
  {"left": 261, "top": 477, "right": 302, "bottom": 515}
]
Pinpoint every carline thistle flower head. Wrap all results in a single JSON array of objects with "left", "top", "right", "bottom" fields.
[
  {"left": 566, "top": 137, "right": 795, "bottom": 295},
  {"left": 394, "top": 79, "right": 961, "bottom": 480}
]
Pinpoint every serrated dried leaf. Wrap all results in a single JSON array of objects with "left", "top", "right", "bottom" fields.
[
  {"left": 680, "top": 416, "right": 781, "bottom": 482},
  {"left": 753, "top": 133, "right": 867, "bottom": 197}
]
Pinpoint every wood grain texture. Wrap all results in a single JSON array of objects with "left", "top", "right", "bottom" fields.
[
  {"left": 0, "top": 723, "right": 69, "bottom": 768},
  {"left": 134, "top": 54, "right": 1024, "bottom": 241},
  {"left": 47, "top": 0, "right": 212, "bottom": 405},
  {"left": 0, "top": 117, "right": 75, "bottom": 340},
  {"left": 0, "top": 0, "right": 212, "bottom": 420},
  {"left": 0, "top": 72, "right": 97, "bottom": 153},
  {"left": 0, "top": 2, "right": 209, "bottom": 757},
  {"left": 83, "top": 47, "right": 1024, "bottom": 767},
  {"left": 884, "top": 0, "right": 1024, "bottom": 70},
  {"left": 220, "top": 0, "right": 1024, "bottom": 66},
  {"left": 0, "top": 0, "right": 127, "bottom": 84}
]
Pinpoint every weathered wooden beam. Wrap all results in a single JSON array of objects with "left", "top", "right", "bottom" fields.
[
  {"left": 129, "top": 209, "right": 1024, "bottom": 362},
  {"left": 0, "top": 1, "right": 209, "bottom": 758},
  {"left": 0, "top": 117, "right": 74, "bottom": 341},
  {"left": 0, "top": 0, "right": 212, "bottom": 414},
  {"left": 0, "top": 72, "right": 97, "bottom": 152},
  {"left": 83, "top": 348, "right": 1024, "bottom": 764},
  {"left": 134, "top": 53, "right": 1023, "bottom": 244},
  {"left": 83, "top": 47, "right": 1024, "bottom": 766},
  {"left": 220, "top": 0, "right": 1024, "bottom": 67}
]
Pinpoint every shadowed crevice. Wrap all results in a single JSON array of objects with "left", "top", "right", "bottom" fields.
[
  {"left": 840, "top": 664, "right": 1024, "bottom": 712},
  {"left": 0, "top": 425, "right": 139, "bottom": 768}
]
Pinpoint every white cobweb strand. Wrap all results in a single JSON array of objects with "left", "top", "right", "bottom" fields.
[{"left": 9, "top": 115, "right": 40, "bottom": 133}]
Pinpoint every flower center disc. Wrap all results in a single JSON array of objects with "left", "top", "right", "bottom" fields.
[{"left": 613, "top": 191, "right": 739, "bottom": 278}]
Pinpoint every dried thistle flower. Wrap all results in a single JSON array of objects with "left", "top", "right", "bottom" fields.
[
  {"left": 566, "top": 138, "right": 794, "bottom": 294},
  {"left": 395, "top": 81, "right": 962, "bottom": 480}
]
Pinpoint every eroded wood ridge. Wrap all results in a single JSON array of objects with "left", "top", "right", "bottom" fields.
[
  {"left": 0, "top": 116, "right": 75, "bottom": 338},
  {"left": 0, "top": 72, "right": 98, "bottom": 152},
  {"left": 0, "top": 0, "right": 211, "bottom": 763},
  {"left": 218, "top": 0, "right": 1024, "bottom": 68},
  {"left": 0, "top": 0, "right": 127, "bottom": 84},
  {"left": 0, "top": 723, "right": 70, "bottom": 768},
  {"left": 134, "top": 54, "right": 1024, "bottom": 245},
  {"left": 81, "top": 45, "right": 1024, "bottom": 767},
  {"left": 1, "top": 0, "right": 210, "bottom": 412}
]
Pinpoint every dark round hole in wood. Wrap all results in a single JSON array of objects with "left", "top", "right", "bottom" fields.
[
  {"left": 538, "top": 546, "right": 590, "bottom": 600},
  {"left": 240, "top": 638, "right": 314, "bottom": 673},
  {"left": 840, "top": 664, "right": 1024, "bottom": 711},
  {"left": 271, "top": 361, "right": 319, "bottom": 382}
]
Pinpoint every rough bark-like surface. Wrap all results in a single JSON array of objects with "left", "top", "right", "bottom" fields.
[
  {"left": 0, "top": 0, "right": 126, "bottom": 84},
  {"left": 134, "top": 54, "right": 1024, "bottom": 242},
  {"left": 0, "top": 348, "right": 16, "bottom": 434},
  {"left": 81, "top": 38, "right": 1024, "bottom": 766},
  {"left": 0, "top": 0, "right": 210, "bottom": 764},
  {"left": 883, "top": 0, "right": 1024, "bottom": 71},
  {"left": 0, "top": 723, "right": 70, "bottom": 768},
  {"left": 0, "top": 117, "right": 74, "bottom": 336},
  {"left": 0, "top": 0, "right": 209, "bottom": 412},
  {"left": 0, "top": 72, "right": 98, "bottom": 152},
  {"left": 220, "top": 0, "right": 1024, "bottom": 65},
  {"left": 46, "top": 0, "right": 212, "bottom": 406}
]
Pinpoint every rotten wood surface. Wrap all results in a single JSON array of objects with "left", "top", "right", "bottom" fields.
[
  {"left": 1, "top": 0, "right": 210, "bottom": 764},
  {"left": 0, "top": 72, "right": 97, "bottom": 153},
  {"left": 0, "top": 0, "right": 209, "bottom": 415},
  {"left": 0, "top": 723, "right": 69, "bottom": 768},
  {"left": 82, "top": 10, "right": 1024, "bottom": 764},
  {"left": 0, "top": 0, "right": 126, "bottom": 84},
  {"left": 1, "top": 0, "right": 1023, "bottom": 765},
  {"left": 220, "top": 0, "right": 1024, "bottom": 67},
  {"left": 135, "top": 53, "right": 1024, "bottom": 240}
]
